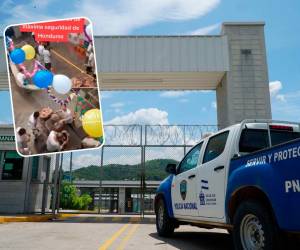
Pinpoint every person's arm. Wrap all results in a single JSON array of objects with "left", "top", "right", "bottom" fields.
[{"left": 60, "top": 135, "right": 69, "bottom": 150}]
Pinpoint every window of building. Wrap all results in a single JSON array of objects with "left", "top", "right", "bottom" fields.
[
  {"left": 203, "top": 131, "right": 229, "bottom": 164},
  {"left": 1, "top": 151, "right": 24, "bottom": 180},
  {"left": 31, "top": 157, "right": 39, "bottom": 180}
]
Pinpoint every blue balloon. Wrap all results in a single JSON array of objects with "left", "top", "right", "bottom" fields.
[
  {"left": 33, "top": 70, "right": 53, "bottom": 88},
  {"left": 10, "top": 48, "right": 25, "bottom": 64}
]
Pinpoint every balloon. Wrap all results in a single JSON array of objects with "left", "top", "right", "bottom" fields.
[
  {"left": 33, "top": 70, "right": 53, "bottom": 88},
  {"left": 85, "top": 24, "right": 92, "bottom": 39},
  {"left": 82, "top": 109, "right": 103, "bottom": 138},
  {"left": 10, "top": 48, "right": 25, "bottom": 64},
  {"left": 22, "top": 44, "right": 35, "bottom": 60},
  {"left": 52, "top": 74, "right": 72, "bottom": 94}
]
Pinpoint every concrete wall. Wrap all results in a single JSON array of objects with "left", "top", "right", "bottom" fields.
[
  {"left": 0, "top": 156, "right": 52, "bottom": 214},
  {"left": 27, "top": 157, "right": 52, "bottom": 213},
  {"left": 217, "top": 22, "right": 272, "bottom": 127},
  {"left": 118, "top": 187, "right": 125, "bottom": 214},
  {"left": 0, "top": 125, "right": 53, "bottom": 214},
  {"left": 0, "top": 125, "right": 25, "bottom": 213},
  {"left": 96, "top": 36, "right": 229, "bottom": 73},
  {"left": 0, "top": 157, "right": 30, "bottom": 214}
]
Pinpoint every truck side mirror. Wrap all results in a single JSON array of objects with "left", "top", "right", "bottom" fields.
[{"left": 166, "top": 163, "right": 177, "bottom": 175}]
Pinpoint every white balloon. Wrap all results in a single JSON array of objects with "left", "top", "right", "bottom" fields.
[
  {"left": 86, "top": 24, "right": 92, "bottom": 38},
  {"left": 52, "top": 74, "right": 72, "bottom": 95}
]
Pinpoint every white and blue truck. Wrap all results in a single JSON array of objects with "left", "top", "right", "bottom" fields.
[{"left": 155, "top": 120, "right": 300, "bottom": 250}]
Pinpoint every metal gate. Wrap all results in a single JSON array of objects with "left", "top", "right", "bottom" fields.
[{"left": 57, "top": 124, "right": 217, "bottom": 215}]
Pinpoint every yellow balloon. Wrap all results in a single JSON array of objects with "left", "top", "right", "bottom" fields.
[
  {"left": 82, "top": 109, "right": 103, "bottom": 138},
  {"left": 22, "top": 44, "right": 35, "bottom": 60}
]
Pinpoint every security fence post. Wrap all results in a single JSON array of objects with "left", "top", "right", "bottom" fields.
[
  {"left": 41, "top": 157, "right": 51, "bottom": 214},
  {"left": 56, "top": 153, "right": 64, "bottom": 213},
  {"left": 52, "top": 154, "right": 60, "bottom": 217},
  {"left": 69, "top": 152, "right": 73, "bottom": 183},
  {"left": 183, "top": 125, "right": 186, "bottom": 155},
  {"left": 98, "top": 146, "right": 104, "bottom": 214},
  {"left": 141, "top": 125, "right": 145, "bottom": 218}
]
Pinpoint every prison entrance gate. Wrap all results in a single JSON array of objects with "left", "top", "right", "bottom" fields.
[{"left": 57, "top": 124, "right": 217, "bottom": 215}]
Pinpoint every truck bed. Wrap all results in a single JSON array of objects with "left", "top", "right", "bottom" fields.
[{"left": 228, "top": 138, "right": 300, "bottom": 231}]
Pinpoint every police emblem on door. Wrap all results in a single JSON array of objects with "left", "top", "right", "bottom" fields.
[
  {"left": 180, "top": 180, "right": 187, "bottom": 200},
  {"left": 199, "top": 192, "right": 205, "bottom": 205}
]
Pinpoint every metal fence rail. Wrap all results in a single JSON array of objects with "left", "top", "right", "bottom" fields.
[{"left": 57, "top": 124, "right": 218, "bottom": 215}]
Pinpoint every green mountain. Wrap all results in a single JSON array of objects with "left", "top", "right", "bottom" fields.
[{"left": 64, "top": 159, "right": 178, "bottom": 181}]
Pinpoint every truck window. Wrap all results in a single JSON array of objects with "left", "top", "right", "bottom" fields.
[
  {"left": 203, "top": 131, "right": 229, "bottom": 164},
  {"left": 178, "top": 143, "right": 202, "bottom": 174},
  {"left": 239, "top": 129, "right": 269, "bottom": 153},
  {"left": 271, "top": 130, "right": 300, "bottom": 146},
  {"left": 239, "top": 128, "right": 300, "bottom": 153}
]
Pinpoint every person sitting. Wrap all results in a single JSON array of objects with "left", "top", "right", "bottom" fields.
[
  {"left": 57, "top": 106, "right": 73, "bottom": 125},
  {"left": 81, "top": 137, "right": 101, "bottom": 148},
  {"left": 45, "top": 113, "right": 61, "bottom": 132},
  {"left": 32, "top": 123, "right": 48, "bottom": 153},
  {"left": 85, "top": 48, "right": 94, "bottom": 75},
  {"left": 42, "top": 44, "right": 51, "bottom": 70},
  {"left": 39, "top": 107, "right": 53, "bottom": 120},
  {"left": 38, "top": 43, "right": 44, "bottom": 60},
  {"left": 53, "top": 120, "right": 65, "bottom": 132},
  {"left": 58, "top": 130, "right": 70, "bottom": 150},
  {"left": 28, "top": 111, "right": 40, "bottom": 129},
  {"left": 46, "top": 130, "right": 69, "bottom": 152},
  {"left": 16, "top": 127, "right": 31, "bottom": 155},
  {"left": 16, "top": 68, "right": 29, "bottom": 86}
]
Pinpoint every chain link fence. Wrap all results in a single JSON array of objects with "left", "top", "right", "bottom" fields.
[{"left": 56, "top": 124, "right": 217, "bottom": 215}]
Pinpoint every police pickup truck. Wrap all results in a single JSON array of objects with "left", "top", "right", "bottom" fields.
[{"left": 155, "top": 120, "right": 300, "bottom": 250}]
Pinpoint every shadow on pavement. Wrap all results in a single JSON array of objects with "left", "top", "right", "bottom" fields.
[
  {"left": 149, "top": 231, "right": 233, "bottom": 250},
  {"left": 150, "top": 231, "right": 300, "bottom": 250}
]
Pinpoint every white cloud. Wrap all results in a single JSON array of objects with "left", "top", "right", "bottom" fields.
[
  {"left": 70, "top": 146, "right": 184, "bottom": 167},
  {"left": 69, "top": 152, "right": 101, "bottom": 170},
  {"left": 269, "top": 81, "right": 300, "bottom": 121},
  {"left": 114, "top": 108, "right": 122, "bottom": 114},
  {"left": 275, "top": 94, "right": 286, "bottom": 102},
  {"left": 179, "top": 98, "right": 189, "bottom": 103},
  {"left": 211, "top": 101, "right": 217, "bottom": 109},
  {"left": 100, "top": 92, "right": 113, "bottom": 99},
  {"left": 0, "top": 0, "right": 14, "bottom": 13},
  {"left": 159, "top": 90, "right": 212, "bottom": 98},
  {"left": 160, "top": 91, "right": 191, "bottom": 98},
  {"left": 1, "top": 0, "right": 220, "bottom": 35},
  {"left": 110, "top": 102, "right": 125, "bottom": 108},
  {"left": 269, "top": 80, "right": 287, "bottom": 103},
  {"left": 186, "top": 23, "right": 220, "bottom": 35},
  {"left": 0, "top": 120, "right": 12, "bottom": 124},
  {"left": 269, "top": 80, "right": 282, "bottom": 96},
  {"left": 105, "top": 108, "right": 169, "bottom": 125}
]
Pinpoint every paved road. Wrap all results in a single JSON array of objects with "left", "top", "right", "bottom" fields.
[
  {"left": 0, "top": 219, "right": 231, "bottom": 250},
  {"left": 0, "top": 217, "right": 299, "bottom": 250}
]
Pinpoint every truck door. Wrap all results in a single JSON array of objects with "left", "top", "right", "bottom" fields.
[
  {"left": 172, "top": 143, "right": 202, "bottom": 218},
  {"left": 196, "top": 131, "right": 230, "bottom": 219}
]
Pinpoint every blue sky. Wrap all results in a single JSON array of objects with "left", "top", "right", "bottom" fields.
[{"left": 1, "top": 0, "right": 300, "bottom": 126}]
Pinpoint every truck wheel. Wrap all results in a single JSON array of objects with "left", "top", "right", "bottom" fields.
[
  {"left": 156, "top": 198, "right": 176, "bottom": 237},
  {"left": 233, "top": 201, "right": 279, "bottom": 250}
]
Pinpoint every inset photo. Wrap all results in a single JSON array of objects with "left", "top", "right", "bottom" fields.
[{"left": 4, "top": 17, "right": 104, "bottom": 156}]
